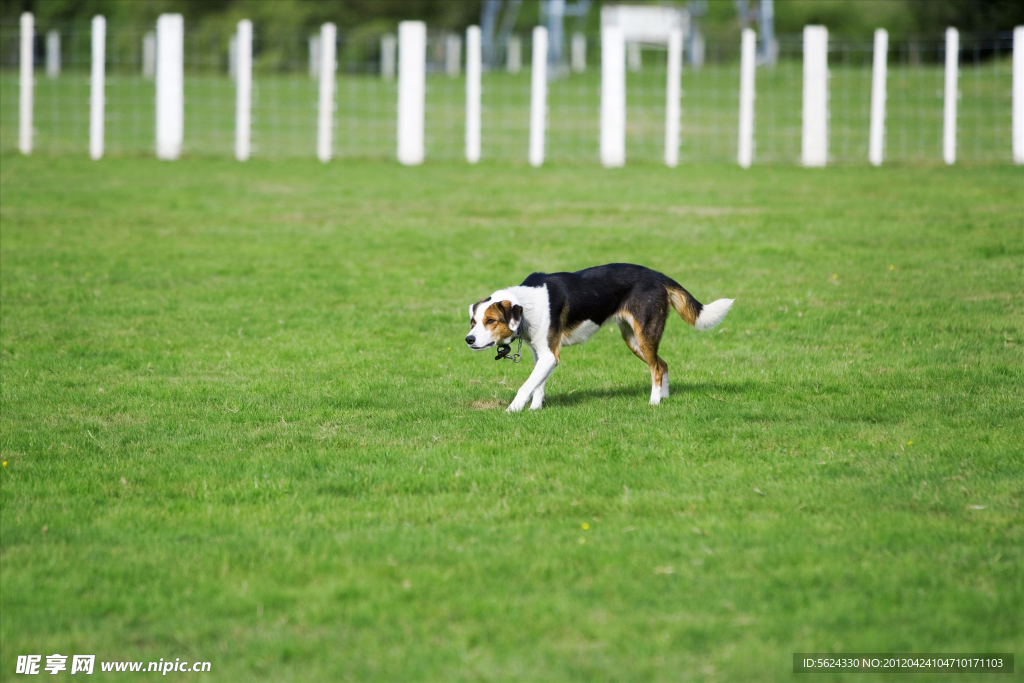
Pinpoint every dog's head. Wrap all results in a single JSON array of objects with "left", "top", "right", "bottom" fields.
[{"left": 466, "top": 297, "right": 523, "bottom": 350}]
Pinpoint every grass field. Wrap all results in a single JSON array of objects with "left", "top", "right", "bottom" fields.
[{"left": 1, "top": 155, "right": 1022, "bottom": 681}]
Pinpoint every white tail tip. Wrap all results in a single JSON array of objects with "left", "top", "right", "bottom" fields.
[{"left": 695, "top": 298, "right": 734, "bottom": 331}]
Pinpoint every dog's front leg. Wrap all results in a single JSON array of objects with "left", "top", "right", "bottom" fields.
[
  {"left": 527, "top": 345, "right": 547, "bottom": 410},
  {"left": 507, "top": 351, "right": 558, "bottom": 413},
  {"left": 530, "top": 379, "right": 547, "bottom": 410}
]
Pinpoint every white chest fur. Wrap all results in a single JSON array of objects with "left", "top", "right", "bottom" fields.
[{"left": 501, "top": 285, "right": 551, "bottom": 346}]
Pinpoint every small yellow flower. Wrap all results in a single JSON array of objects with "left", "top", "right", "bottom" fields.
[
  {"left": 2, "top": 461, "right": 6, "bottom": 467},
  {"left": 581, "top": 523, "right": 589, "bottom": 530},
  {"left": 447, "top": 347, "right": 451, "bottom": 350},
  {"left": 889, "top": 264, "right": 895, "bottom": 271},
  {"left": 908, "top": 441, "right": 913, "bottom": 446},
  {"left": 832, "top": 273, "right": 838, "bottom": 280}
]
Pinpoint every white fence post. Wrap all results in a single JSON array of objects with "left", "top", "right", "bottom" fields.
[
  {"left": 801, "top": 25, "right": 828, "bottom": 167},
  {"left": 529, "top": 26, "right": 548, "bottom": 167},
  {"left": 664, "top": 27, "right": 682, "bottom": 168},
  {"left": 235, "top": 20, "right": 252, "bottom": 161},
  {"left": 90, "top": 16, "right": 105, "bottom": 160},
  {"left": 738, "top": 28, "right": 756, "bottom": 169},
  {"left": 466, "top": 26, "right": 482, "bottom": 164},
  {"left": 143, "top": 32, "right": 155, "bottom": 79},
  {"left": 943, "top": 27, "right": 959, "bottom": 165},
  {"left": 19, "top": 12, "right": 33, "bottom": 155},
  {"left": 507, "top": 35, "right": 521, "bottom": 73},
  {"left": 46, "top": 30, "right": 60, "bottom": 79},
  {"left": 381, "top": 34, "right": 396, "bottom": 80},
  {"left": 316, "top": 23, "right": 336, "bottom": 163},
  {"left": 868, "top": 28, "right": 888, "bottom": 167},
  {"left": 446, "top": 33, "right": 462, "bottom": 77},
  {"left": 397, "top": 21, "right": 426, "bottom": 166},
  {"left": 155, "top": 14, "right": 184, "bottom": 160},
  {"left": 571, "top": 33, "right": 586, "bottom": 73},
  {"left": 601, "top": 25, "right": 626, "bottom": 168},
  {"left": 1014, "top": 26, "right": 1024, "bottom": 164},
  {"left": 309, "top": 35, "right": 320, "bottom": 80}
]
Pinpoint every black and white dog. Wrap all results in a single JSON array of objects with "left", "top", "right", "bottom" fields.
[{"left": 466, "top": 263, "right": 734, "bottom": 412}]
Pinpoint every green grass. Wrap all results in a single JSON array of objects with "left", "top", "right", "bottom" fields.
[{"left": 1, "top": 156, "right": 1022, "bottom": 682}]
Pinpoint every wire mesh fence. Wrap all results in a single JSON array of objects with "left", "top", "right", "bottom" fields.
[{"left": 0, "top": 19, "right": 1017, "bottom": 165}]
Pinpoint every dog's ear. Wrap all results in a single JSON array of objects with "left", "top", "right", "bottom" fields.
[{"left": 509, "top": 304, "right": 523, "bottom": 332}]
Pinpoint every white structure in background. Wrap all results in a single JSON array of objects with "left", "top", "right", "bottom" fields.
[
  {"left": 664, "top": 27, "right": 682, "bottom": 168},
  {"left": 90, "top": 16, "right": 106, "bottom": 160},
  {"left": 943, "top": 27, "right": 959, "bottom": 165},
  {"left": 46, "top": 30, "right": 60, "bottom": 78},
  {"left": 529, "top": 26, "right": 548, "bottom": 167},
  {"left": 626, "top": 41, "right": 641, "bottom": 72},
  {"left": 155, "top": 14, "right": 184, "bottom": 160},
  {"left": 507, "top": 35, "right": 522, "bottom": 73},
  {"left": 571, "top": 33, "right": 586, "bottom": 73},
  {"left": 142, "top": 32, "right": 155, "bottom": 79},
  {"left": 601, "top": 5, "right": 688, "bottom": 167},
  {"left": 690, "top": 30, "right": 705, "bottom": 69},
  {"left": 381, "top": 34, "right": 396, "bottom": 80},
  {"left": 445, "top": 33, "right": 462, "bottom": 77},
  {"left": 19, "top": 12, "right": 33, "bottom": 155},
  {"left": 1014, "top": 26, "right": 1024, "bottom": 164},
  {"left": 308, "top": 35, "right": 320, "bottom": 79},
  {"left": 397, "top": 21, "right": 426, "bottom": 165},
  {"left": 602, "top": 5, "right": 689, "bottom": 44},
  {"left": 737, "top": 28, "right": 756, "bottom": 168},
  {"left": 600, "top": 25, "right": 626, "bottom": 167},
  {"left": 235, "top": 20, "right": 252, "bottom": 161},
  {"left": 316, "top": 23, "right": 336, "bottom": 162},
  {"left": 465, "top": 26, "right": 482, "bottom": 164},
  {"left": 868, "top": 28, "right": 888, "bottom": 166},
  {"left": 801, "top": 25, "right": 828, "bottom": 167},
  {"left": 228, "top": 34, "right": 238, "bottom": 81}
]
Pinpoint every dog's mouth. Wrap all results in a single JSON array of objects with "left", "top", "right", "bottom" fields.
[{"left": 468, "top": 341, "right": 495, "bottom": 350}]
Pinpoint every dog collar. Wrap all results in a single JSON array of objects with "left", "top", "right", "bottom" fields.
[{"left": 495, "top": 334, "right": 523, "bottom": 363}]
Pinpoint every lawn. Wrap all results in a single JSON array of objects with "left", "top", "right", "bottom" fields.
[{"left": 0, "top": 155, "right": 1021, "bottom": 681}]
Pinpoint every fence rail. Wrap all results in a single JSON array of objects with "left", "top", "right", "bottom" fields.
[{"left": 1, "top": 15, "right": 1021, "bottom": 166}]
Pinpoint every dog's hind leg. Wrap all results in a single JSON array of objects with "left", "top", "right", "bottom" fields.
[
  {"left": 618, "top": 320, "right": 647, "bottom": 363},
  {"left": 643, "top": 348, "right": 668, "bottom": 406},
  {"left": 620, "top": 315, "right": 668, "bottom": 405}
]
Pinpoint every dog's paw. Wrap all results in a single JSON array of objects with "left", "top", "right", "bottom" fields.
[
  {"left": 506, "top": 400, "right": 527, "bottom": 413},
  {"left": 529, "top": 401, "right": 544, "bottom": 410}
]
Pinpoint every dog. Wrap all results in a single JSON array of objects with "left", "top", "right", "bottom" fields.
[{"left": 466, "top": 263, "right": 734, "bottom": 412}]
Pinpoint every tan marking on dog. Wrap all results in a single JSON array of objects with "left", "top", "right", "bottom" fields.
[
  {"left": 481, "top": 300, "right": 515, "bottom": 341},
  {"left": 666, "top": 286, "right": 701, "bottom": 327},
  {"left": 547, "top": 302, "right": 572, "bottom": 359}
]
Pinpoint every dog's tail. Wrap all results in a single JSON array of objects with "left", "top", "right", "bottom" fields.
[{"left": 666, "top": 286, "right": 734, "bottom": 331}]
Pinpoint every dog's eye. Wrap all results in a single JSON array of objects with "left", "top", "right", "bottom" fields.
[{"left": 485, "top": 318, "right": 496, "bottom": 325}]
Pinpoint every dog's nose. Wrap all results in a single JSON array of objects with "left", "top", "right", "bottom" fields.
[{"left": 465, "top": 335, "right": 475, "bottom": 345}]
